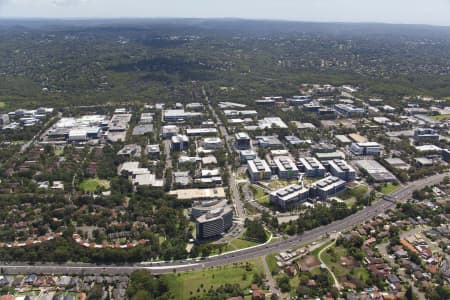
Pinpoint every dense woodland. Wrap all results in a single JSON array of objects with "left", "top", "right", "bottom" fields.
[{"left": 1, "top": 20, "right": 450, "bottom": 112}]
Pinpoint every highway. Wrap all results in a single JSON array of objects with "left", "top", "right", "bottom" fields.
[{"left": 0, "top": 172, "right": 447, "bottom": 276}]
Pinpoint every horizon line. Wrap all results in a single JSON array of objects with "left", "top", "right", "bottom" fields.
[{"left": 0, "top": 16, "right": 449, "bottom": 29}]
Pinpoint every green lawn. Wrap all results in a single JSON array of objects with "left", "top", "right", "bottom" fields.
[
  {"left": 0, "top": 101, "right": 6, "bottom": 109},
  {"left": 265, "top": 254, "right": 280, "bottom": 275},
  {"left": 380, "top": 182, "right": 400, "bottom": 194},
  {"left": 79, "top": 178, "right": 111, "bottom": 192},
  {"left": 251, "top": 185, "right": 270, "bottom": 205},
  {"left": 320, "top": 245, "right": 370, "bottom": 286},
  {"left": 226, "top": 238, "right": 259, "bottom": 251},
  {"left": 431, "top": 114, "right": 450, "bottom": 121},
  {"left": 340, "top": 185, "right": 368, "bottom": 200},
  {"left": 163, "top": 258, "right": 264, "bottom": 299}
]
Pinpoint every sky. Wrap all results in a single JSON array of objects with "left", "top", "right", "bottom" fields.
[{"left": 1, "top": 0, "right": 450, "bottom": 27}]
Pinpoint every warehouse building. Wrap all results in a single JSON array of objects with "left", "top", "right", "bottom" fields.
[{"left": 355, "top": 160, "right": 397, "bottom": 182}]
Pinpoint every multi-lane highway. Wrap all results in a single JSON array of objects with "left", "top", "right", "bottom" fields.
[{"left": 1, "top": 172, "right": 447, "bottom": 276}]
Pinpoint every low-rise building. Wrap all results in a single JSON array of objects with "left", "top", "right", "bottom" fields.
[
  {"left": 240, "top": 150, "right": 257, "bottom": 163},
  {"left": 162, "top": 109, "right": 202, "bottom": 122},
  {"left": 171, "top": 134, "right": 189, "bottom": 151},
  {"left": 273, "top": 156, "right": 299, "bottom": 180},
  {"left": 413, "top": 128, "right": 440, "bottom": 143},
  {"left": 355, "top": 160, "right": 397, "bottom": 182},
  {"left": 270, "top": 184, "right": 310, "bottom": 210},
  {"left": 298, "top": 157, "right": 326, "bottom": 177},
  {"left": 309, "top": 176, "right": 347, "bottom": 200},
  {"left": 350, "top": 142, "right": 382, "bottom": 156},
  {"left": 161, "top": 125, "right": 179, "bottom": 139},
  {"left": 201, "top": 137, "right": 223, "bottom": 149},
  {"left": 235, "top": 132, "right": 251, "bottom": 150},
  {"left": 186, "top": 128, "right": 218, "bottom": 136},
  {"left": 255, "top": 136, "right": 283, "bottom": 149},
  {"left": 146, "top": 144, "right": 161, "bottom": 159},
  {"left": 328, "top": 159, "right": 356, "bottom": 181},
  {"left": 247, "top": 159, "right": 272, "bottom": 182}
]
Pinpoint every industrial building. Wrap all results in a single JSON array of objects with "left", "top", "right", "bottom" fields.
[
  {"left": 270, "top": 184, "right": 309, "bottom": 210},
  {"left": 196, "top": 206, "right": 233, "bottom": 240},
  {"left": 298, "top": 157, "right": 326, "bottom": 178},
  {"left": 247, "top": 159, "right": 272, "bottom": 182},
  {"left": 350, "top": 142, "right": 382, "bottom": 156},
  {"left": 273, "top": 156, "right": 299, "bottom": 180},
  {"left": 355, "top": 160, "right": 397, "bottom": 182},
  {"left": 328, "top": 159, "right": 356, "bottom": 181}
]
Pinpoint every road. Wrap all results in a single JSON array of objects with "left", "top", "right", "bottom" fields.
[
  {"left": 204, "top": 90, "right": 246, "bottom": 218},
  {"left": 1, "top": 172, "right": 447, "bottom": 276}
]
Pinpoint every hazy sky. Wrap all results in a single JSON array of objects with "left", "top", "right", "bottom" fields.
[{"left": 1, "top": 0, "right": 450, "bottom": 26}]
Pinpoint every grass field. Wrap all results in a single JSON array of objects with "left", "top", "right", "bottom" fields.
[
  {"left": 340, "top": 185, "right": 368, "bottom": 200},
  {"left": 226, "top": 238, "right": 260, "bottom": 251},
  {"left": 163, "top": 258, "right": 264, "bottom": 299},
  {"left": 265, "top": 254, "right": 280, "bottom": 275},
  {"left": 0, "top": 101, "right": 6, "bottom": 109},
  {"left": 79, "top": 178, "right": 110, "bottom": 192},
  {"left": 251, "top": 185, "right": 270, "bottom": 205},
  {"left": 320, "top": 245, "right": 369, "bottom": 285},
  {"left": 380, "top": 182, "right": 400, "bottom": 194},
  {"left": 431, "top": 114, "right": 450, "bottom": 121}
]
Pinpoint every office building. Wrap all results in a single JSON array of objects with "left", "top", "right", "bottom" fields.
[
  {"left": 186, "top": 128, "right": 218, "bottom": 136},
  {"left": 309, "top": 176, "right": 347, "bottom": 200},
  {"left": 191, "top": 199, "right": 229, "bottom": 219},
  {"left": 413, "top": 128, "right": 440, "bottom": 143},
  {"left": 328, "top": 159, "right": 356, "bottom": 181},
  {"left": 201, "top": 137, "right": 223, "bottom": 150},
  {"left": 171, "top": 134, "right": 189, "bottom": 151},
  {"left": 196, "top": 206, "right": 233, "bottom": 240},
  {"left": 273, "top": 156, "right": 299, "bottom": 180},
  {"left": 270, "top": 184, "right": 309, "bottom": 210},
  {"left": 334, "top": 104, "right": 365, "bottom": 116},
  {"left": 443, "top": 149, "right": 450, "bottom": 163},
  {"left": 247, "top": 159, "right": 272, "bottom": 182},
  {"left": 161, "top": 125, "right": 179, "bottom": 139},
  {"left": 298, "top": 157, "right": 326, "bottom": 178},
  {"left": 350, "top": 142, "right": 382, "bottom": 156},
  {"left": 255, "top": 136, "right": 283, "bottom": 149},
  {"left": 235, "top": 132, "right": 251, "bottom": 150},
  {"left": 162, "top": 109, "right": 202, "bottom": 122},
  {"left": 258, "top": 117, "right": 288, "bottom": 129},
  {"left": 240, "top": 150, "right": 257, "bottom": 163},
  {"left": 286, "top": 95, "right": 312, "bottom": 106}
]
